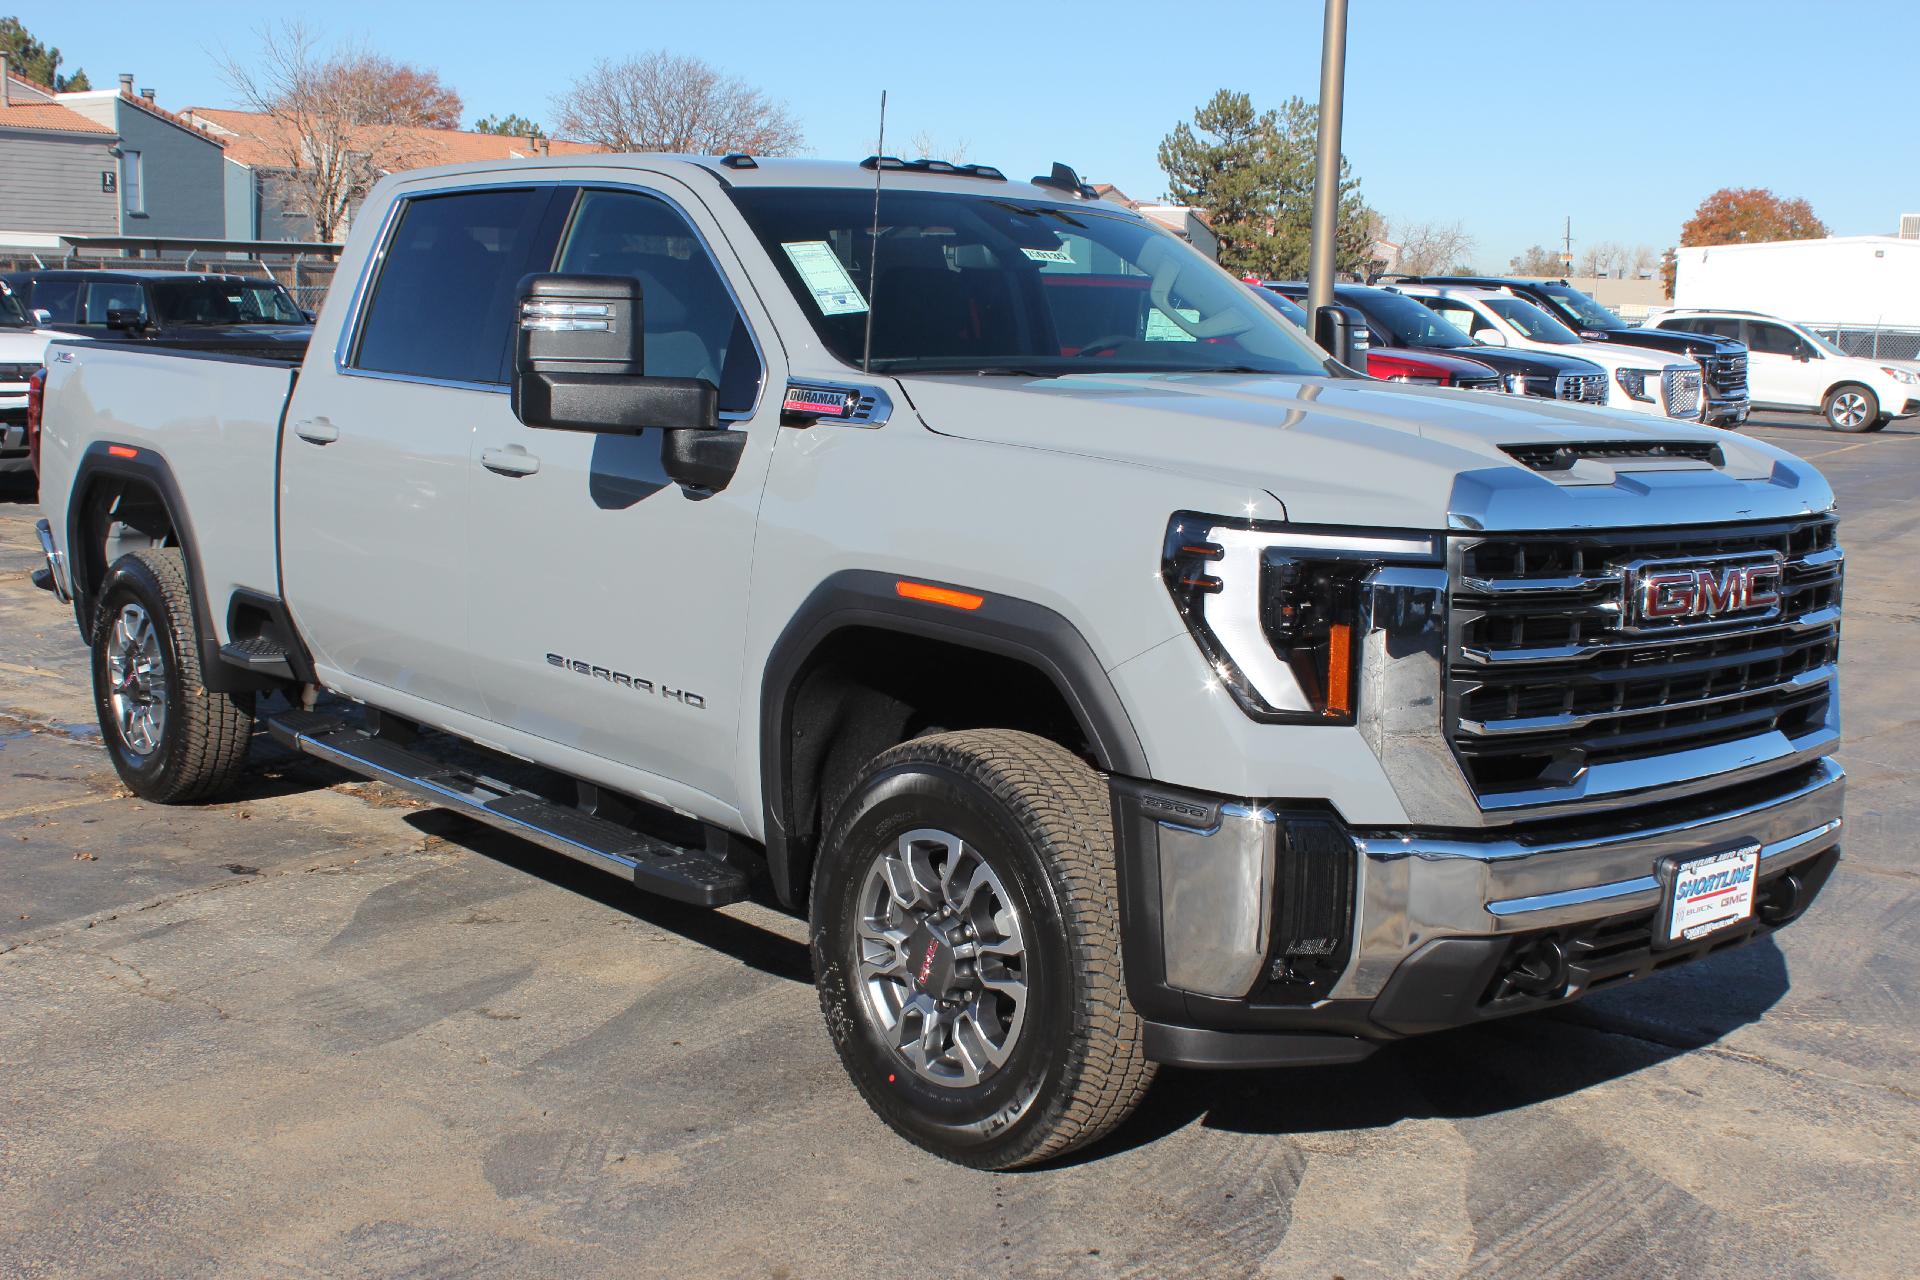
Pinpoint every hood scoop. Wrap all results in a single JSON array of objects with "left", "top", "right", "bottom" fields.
[{"left": 1501, "top": 440, "right": 1724, "bottom": 473}]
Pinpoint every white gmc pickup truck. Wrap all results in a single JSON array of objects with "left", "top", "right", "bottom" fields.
[{"left": 32, "top": 153, "right": 1846, "bottom": 1169}]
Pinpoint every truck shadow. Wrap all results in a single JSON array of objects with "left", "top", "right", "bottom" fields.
[
  {"left": 401, "top": 807, "right": 814, "bottom": 986},
  {"left": 1067, "top": 938, "right": 1791, "bottom": 1167}
]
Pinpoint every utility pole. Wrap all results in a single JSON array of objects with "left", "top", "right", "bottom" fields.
[
  {"left": 1561, "top": 215, "right": 1574, "bottom": 275},
  {"left": 1306, "top": 0, "right": 1349, "bottom": 318}
]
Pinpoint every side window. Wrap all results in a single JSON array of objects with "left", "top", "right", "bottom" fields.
[
  {"left": 81, "top": 281, "right": 149, "bottom": 326},
  {"left": 30, "top": 280, "right": 81, "bottom": 324},
  {"left": 1427, "top": 299, "right": 1485, "bottom": 337},
  {"left": 1746, "top": 322, "right": 1805, "bottom": 357},
  {"left": 1704, "top": 320, "right": 1744, "bottom": 341},
  {"left": 354, "top": 188, "right": 551, "bottom": 385},
  {"left": 1659, "top": 318, "right": 1697, "bottom": 333},
  {"left": 554, "top": 189, "right": 763, "bottom": 414}
]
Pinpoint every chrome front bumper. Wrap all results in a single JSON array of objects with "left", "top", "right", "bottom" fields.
[{"left": 1333, "top": 756, "right": 1844, "bottom": 999}]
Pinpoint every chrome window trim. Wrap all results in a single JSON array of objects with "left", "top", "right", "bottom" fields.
[{"left": 335, "top": 176, "right": 768, "bottom": 423}]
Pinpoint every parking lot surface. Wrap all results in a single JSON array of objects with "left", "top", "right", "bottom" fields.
[{"left": 1, "top": 411, "right": 1915, "bottom": 1279}]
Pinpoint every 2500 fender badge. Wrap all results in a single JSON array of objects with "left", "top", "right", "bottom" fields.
[{"left": 545, "top": 653, "right": 705, "bottom": 709}]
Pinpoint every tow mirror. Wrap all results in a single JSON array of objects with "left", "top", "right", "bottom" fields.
[
  {"left": 511, "top": 272, "right": 743, "bottom": 492},
  {"left": 105, "top": 309, "right": 147, "bottom": 333},
  {"left": 1474, "top": 328, "right": 1509, "bottom": 347},
  {"left": 1313, "top": 304, "right": 1369, "bottom": 370},
  {"left": 31, "top": 308, "right": 51, "bottom": 326}
]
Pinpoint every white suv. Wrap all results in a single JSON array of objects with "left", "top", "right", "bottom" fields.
[
  {"left": 1648, "top": 309, "right": 1920, "bottom": 433},
  {"left": 0, "top": 281, "right": 69, "bottom": 475},
  {"left": 1397, "top": 285, "right": 1703, "bottom": 421}
]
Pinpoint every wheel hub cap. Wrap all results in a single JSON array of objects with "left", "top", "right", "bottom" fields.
[
  {"left": 105, "top": 602, "right": 168, "bottom": 758},
  {"left": 855, "top": 828, "right": 1029, "bottom": 1087}
]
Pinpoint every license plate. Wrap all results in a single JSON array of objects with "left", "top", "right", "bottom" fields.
[{"left": 1662, "top": 844, "right": 1761, "bottom": 945}]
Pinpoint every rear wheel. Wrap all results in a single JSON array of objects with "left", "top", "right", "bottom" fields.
[
  {"left": 811, "top": 729, "right": 1153, "bottom": 1168},
  {"left": 90, "top": 548, "right": 254, "bottom": 802},
  {"left": 1823, "top": 384, "right": 1878, "bottom": 432}
]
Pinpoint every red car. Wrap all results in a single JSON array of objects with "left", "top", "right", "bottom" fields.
[{"left": 1255, "top": 287, "right": 1503, "bottom": 388}]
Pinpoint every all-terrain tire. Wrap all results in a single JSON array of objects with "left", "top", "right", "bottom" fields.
[
  {"left": 811, "top": 729, "right": 1154, "bottom": 1169},
  {"left": 90, "top": 548, "right": 254, "bottom": 803}
]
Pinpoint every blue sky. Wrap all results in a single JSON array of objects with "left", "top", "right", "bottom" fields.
[{"left": 14, "top": 1, "right": 1915, "bottom": 266}]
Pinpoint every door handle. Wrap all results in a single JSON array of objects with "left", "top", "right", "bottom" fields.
[
  {"left": 481, "top": 446, "right": 540, "bottom": 477},
  {"left": 292, "top": 417, "right": 339, "bottom": 445}
]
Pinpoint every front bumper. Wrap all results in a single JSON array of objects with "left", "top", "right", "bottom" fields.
[
  {"left": 1115, "top": 757, "right": 1844, "bottom": 1067},
  {"left": 1704, "top": 394, "right": 1750, "bottom": 426},
  {"left": 0, "top": 397, "right": 27, "bottom": 471}
]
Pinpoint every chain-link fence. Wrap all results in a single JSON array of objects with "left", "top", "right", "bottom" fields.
[{"left": 1802, "top": 323, "right": 1920, "bottom": 362}]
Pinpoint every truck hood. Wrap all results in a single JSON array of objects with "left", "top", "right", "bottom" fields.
[{"left": 900, "top": 372, "right": 1832, "bottom": 530}]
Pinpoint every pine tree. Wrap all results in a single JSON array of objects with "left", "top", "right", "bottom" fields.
[{"left": 1158, "top": 90, "right": 1371, "bottom": 279}]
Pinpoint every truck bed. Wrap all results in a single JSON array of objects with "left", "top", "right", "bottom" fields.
[{"left": 38, "top": 338, "right": 298, "bottom": 651}]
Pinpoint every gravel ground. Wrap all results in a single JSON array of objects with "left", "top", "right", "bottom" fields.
[{"left": 0, "top": 410, "right": 1914, "bottom": 1279}]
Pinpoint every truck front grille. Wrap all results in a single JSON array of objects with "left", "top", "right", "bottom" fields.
[
  {"left": 1705, "top": 352, "right": 1749, "bottom": 399},
  {"left": 1555, "top": 373, "right": 1608, "bottom": 404},
  {"left": 1447, "top": 518, "right": 1841, "bottom": 802},
  {"left": 1662, "top": 367, "right": 1703, "bottom": 419}
]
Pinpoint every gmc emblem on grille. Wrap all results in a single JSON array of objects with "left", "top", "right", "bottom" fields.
[{"left": 1621, "top": 555, "right": 1785, "bottom": 629}]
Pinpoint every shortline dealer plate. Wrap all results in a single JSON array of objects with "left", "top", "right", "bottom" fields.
[{"left": 1660, "top": 843, "right": 1761, "bottom": 946}]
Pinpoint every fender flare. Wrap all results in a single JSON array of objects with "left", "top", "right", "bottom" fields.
[
  {"left": 758, "top": 569, "right": 1150, "bottom": 907},
  {"left": 66, "top": 441, "right": 272, "bottom": 694}
]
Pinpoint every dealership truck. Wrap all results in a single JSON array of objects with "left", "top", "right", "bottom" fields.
[{"left": 32, "top": 154, "right": 1846, "bottom": 1169}]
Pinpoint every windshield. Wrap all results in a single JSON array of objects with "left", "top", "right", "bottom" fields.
[
  {"left": 1258, "top": 290, "right": 1308, "bottom": 327},
  {"left": 729, "top": 188, "right": 1329, "bottom": 377},
  {"left": 1485, "top": 297, "right": 1583, "bottom": 344},
  {"left": 151, "top": 279, "right": 306, "bottom": 327},
  {"left": 0, "top": 284, "right": 27, "bottom": 328},
  {"left": 1351, "top": 288, "right": 1476, "bottom": 349},
  {"left": 1537, "top": 283, "right": 1624, "bottom": 330}
]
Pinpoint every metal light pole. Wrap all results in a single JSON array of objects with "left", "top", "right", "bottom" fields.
[{"left": 1306, "top": 0, "right": 1349, "bottom": 318}]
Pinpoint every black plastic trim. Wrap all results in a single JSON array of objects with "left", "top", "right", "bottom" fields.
[
  {"left": 1143, "top": 1022, "right": 1376, "bottom": 1069},
  {"left": 758, "top": 569, "right": 1149, "bottom": 907},
  {"left": 224, "top": 586, "right": 318, "bottom": 685}
]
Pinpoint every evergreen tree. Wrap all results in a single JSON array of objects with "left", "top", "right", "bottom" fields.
[
  {"left": 1158, "top": 90, "right": 1371, "bottom": 279},
  {"left": 474, "top": 112, "right": 545, "bottom": 139},
  {"left": 0, "top": 16, "right": 88, "bottom": 90}
]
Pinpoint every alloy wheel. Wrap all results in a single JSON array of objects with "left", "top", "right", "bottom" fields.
[
  {"left": 1831, "top": 391, "right": 1870, "bottom": 429},
  {"left": 105, "top": 602, "right": 168, "bottom": 757},
  {"left": 854, "top": 828, "right": 1030, "bottom": 1087}
]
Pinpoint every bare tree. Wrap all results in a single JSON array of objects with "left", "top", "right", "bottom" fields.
[
  {"left": 1508, "top": 244, "right": 1565, "bottom": 276},
  {"left": 553, "top": 52, "right": 803, "bottom": 155},
  {"left": 218, "top": 23, "right": 443, "bottom": 241},
  {"left": 907, "top": 130, "right": 970, "bottom": 163},
  {"left": 1392, "top": 219, "right": 1477, "bottom": 275}
]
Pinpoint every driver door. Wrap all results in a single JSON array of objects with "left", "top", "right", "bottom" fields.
[{"left": 464, "top": 181, "right": 778, "bottom": 815}]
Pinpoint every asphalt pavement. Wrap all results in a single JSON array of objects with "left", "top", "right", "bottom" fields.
[{"left": 0, "top": 410, "right": 1914, "bottom": 1278}]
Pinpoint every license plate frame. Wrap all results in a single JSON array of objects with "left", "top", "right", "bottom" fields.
[{"left": 1656, "top": 842, "right": 1762, "bottom": 949}]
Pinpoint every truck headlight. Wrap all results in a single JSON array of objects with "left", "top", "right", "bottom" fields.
[
  {"left": 1615, "top": 367, "right": 1657, "bottom": 401},
  {"left": 1162, "top": 514, "right": 1440, "bottom": 724},
  {"left": 1387, "top": 375, "right": 1443, "bottom": 385}
]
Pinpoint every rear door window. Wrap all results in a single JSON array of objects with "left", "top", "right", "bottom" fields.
[
  {"left": 80, "top": 280, "right": 149, "bottom": 326},
  {"left": 353, "top": 188, "right": 555, "bottom": 385}
]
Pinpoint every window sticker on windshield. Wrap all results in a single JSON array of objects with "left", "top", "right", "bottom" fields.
[
  {"left": 1020, "top": 244, "right": 1074, "bottom": 265},
  {"left": 1144, "top": 308, "right": 1201, "bottom": 342},
  {"left": 781, "top": 241, "right": 868, "bottom": 316}
]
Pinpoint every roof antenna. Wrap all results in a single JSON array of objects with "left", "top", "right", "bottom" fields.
[{"left": 861, "top": 89, "right": 887, "bottom": 375}]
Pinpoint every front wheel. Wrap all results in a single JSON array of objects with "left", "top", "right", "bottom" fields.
[
  {"left": 90, "top": 548, "right": 254, "bottom": 803},
  {"left": 1823, "top": 383, "right": 1879, "bottom": 432},
  {"left": 811, "top": 730, "right": 1154, "bottom": 1168}
]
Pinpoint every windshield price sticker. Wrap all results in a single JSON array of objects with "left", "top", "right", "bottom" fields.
[
  {"left": 1020, "top": 244, "right": 1075, "bottom": 265},
  {"left": 1667, "top": 844, "right": 1761, "bottom": 943},
  {"left": 781, "top": 241, "right": 868, "bottom": 316}
]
